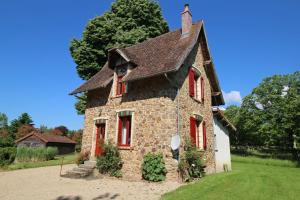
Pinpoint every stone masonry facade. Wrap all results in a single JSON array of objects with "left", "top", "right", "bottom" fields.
[{"left": 81, "top": 31, "right": 216, "bottom": 181}]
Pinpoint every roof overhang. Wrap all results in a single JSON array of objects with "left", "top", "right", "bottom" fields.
[{"left": 212, "top": 107, "right": 236, "bottom": 132}]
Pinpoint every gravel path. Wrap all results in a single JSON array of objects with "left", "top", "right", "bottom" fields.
[{"left": 0, "top": 164, "right": 181, "bottom": 200}]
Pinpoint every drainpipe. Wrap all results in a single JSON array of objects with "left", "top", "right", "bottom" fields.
[{"left": 164, "top": 73, "right": 180, "bottom": 161}]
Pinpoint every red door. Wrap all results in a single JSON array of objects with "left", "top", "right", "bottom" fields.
[{"left": 95, "top": 124, "right": 105, "bottom": 156}]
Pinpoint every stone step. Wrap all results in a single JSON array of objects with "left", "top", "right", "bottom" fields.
[
  {"left": 64, "top": 170, "right": 89, "bottom": 179},
  {"left": 62, "top": 160, "right": 97, "bottom": 179},
  {"left": 72, "top": 167, "right": 93, "bottom": 173},
  {"left": 78, "top": 164, "right": 95, "bottom": 170},
  {"left": 84, "top": 160, "right": 97, "bottom": 168}
]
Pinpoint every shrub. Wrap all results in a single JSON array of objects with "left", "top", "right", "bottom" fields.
[
  {"left": 75, "top": 150, "right": 90, "bottom": 165},
  {"left": 46, "top": 147, "right": 58, "bottom": 160},
  {"left": 142, "top": 153, "right": 167, "bottom": 182},
  {"left": 16, "top": 147, "right": 58, "bottom": 162},
  {"left": 0, "top": 147, "right": 17, "bottom": 166},
  {"left": 178, "top": 138, "right": 205, "bottom": 182},
  {"left": 96, "top": 143, "right": 122, "bottom": 178}
]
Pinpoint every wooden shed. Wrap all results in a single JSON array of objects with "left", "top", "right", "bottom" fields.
[{"left": 15, "top": 131, "right": 76, "bottom": 155}]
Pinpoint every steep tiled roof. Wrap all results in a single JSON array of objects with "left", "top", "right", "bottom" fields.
[
  {"left": 15, "top": 131, "right": 76, "bottom": 144},
  {"left": 70, "top": 21, "right": 203, "bottom": 95},
  {"left": 70, "top": 21, "right": 224, "bottom": 105}
]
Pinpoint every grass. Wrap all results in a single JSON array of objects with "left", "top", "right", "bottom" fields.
[
  {"left": 162, "top": 155, "right": 300, "bottom": 200},
  {"left": 0, "top": 153, "right": 76, "bottom": 171}
]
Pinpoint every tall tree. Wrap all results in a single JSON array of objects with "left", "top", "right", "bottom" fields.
[
  {"left": 239, "top": 71, "right": 300, "bottom": 159},
  {"left": 9, "top": 113, "right": 33, "bottom": 138},
  {"left": 54, "top": 125, "right": 69, "bottom": 136},
  {"left": 224, "top": 105, "right": 241, "bottom": 145},
  {"left": 70, "top": 0, "right": 169, "bottom": 114},
  {"left": 0, "top": 113, "right": 8, "bottom": 128}
]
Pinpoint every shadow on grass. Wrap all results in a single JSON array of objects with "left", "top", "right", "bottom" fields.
[{"left": 56, "top": 193, "right": 120, "bottom": 200}]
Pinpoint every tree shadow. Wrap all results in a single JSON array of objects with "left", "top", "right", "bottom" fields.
[
  {"left": 56, "top": 196, "right": 82, "bottom": 200},
  {"left": 55, "top": 193, "right": 120, "bottom": 200},
  {"left": 92, "top": 193, "right": 120, "bottom": 200}
]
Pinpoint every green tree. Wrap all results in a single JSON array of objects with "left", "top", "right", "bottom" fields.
[
  {"left": 224, "top": 105, "right": 241, "bottom": 145},
  {"left": 9, "top": 113, "right": 33, "bottom": 138},
  {"left": 0, "top": 113, "right": 8, "bottom": 128},
  {"left": 70, "top": 0, "right": 169, "bottom": 114},
  {"left": 54, "top": 125, "right": 69, "bottom": 136},
  {"left": 239, "top": 71, "right": 300, "bottom": 160}
]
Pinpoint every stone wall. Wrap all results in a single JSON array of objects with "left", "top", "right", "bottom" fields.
[
  {"left": 82, "top": 76, "right": 179, "bottom": 180},
  {"left": 173, "top": 36, "right": 216, "bottom": 174}
]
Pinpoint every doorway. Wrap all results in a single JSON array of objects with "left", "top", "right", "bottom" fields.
[{"left": 95, "top": 123, "right": 105, "bottom": 156}]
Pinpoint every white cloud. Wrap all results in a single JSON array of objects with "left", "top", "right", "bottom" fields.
[{"left": 222, "top": 90, "right": 242, "bottom": 105}]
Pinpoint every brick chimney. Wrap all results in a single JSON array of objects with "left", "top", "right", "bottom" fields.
[{"left": 181, "top": 4, "right": 192, "bottom": 37}]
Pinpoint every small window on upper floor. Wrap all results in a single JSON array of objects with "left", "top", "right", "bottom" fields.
[
  {"left": 189, "top": 67, "right": 204, "bottom": 102},
  {"left": 116, "top": 76, "right": 125, "bottom": 96}
]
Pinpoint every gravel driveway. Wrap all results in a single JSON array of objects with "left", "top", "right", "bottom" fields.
[{"left": 0, "top": 164, "right": 181, "bottom": 200}]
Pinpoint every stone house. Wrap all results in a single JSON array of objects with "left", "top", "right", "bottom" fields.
[{"left": 70, "top": 4, "right": 235, "bottom": 180}]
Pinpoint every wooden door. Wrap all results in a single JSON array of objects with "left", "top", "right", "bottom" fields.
[{"left": 95, "top": 124, "right": 105, "bottom": 156}]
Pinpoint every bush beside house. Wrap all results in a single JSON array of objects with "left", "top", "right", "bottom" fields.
[
  {"left": 142, "top": 153, "right": 167, "bottom": 182},
  {"left": 96, "top": 143, "right": 123, "bottom": 178},
  {"left": 178, "top": 138, "right": 206, "bottom": 182}
]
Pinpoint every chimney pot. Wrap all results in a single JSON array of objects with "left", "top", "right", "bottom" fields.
[{"left": 181, "top": 4, "right": 192, "bottom": 37}]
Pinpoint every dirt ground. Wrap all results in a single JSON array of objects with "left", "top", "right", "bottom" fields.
[{"left": 0, "top": 164, "right": 181, "bottom": 200}]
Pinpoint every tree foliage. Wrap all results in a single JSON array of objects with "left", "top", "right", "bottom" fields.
[
  {"left": 16, "top": 124, "right": 36, "bottom": 139},
  {"left": 224, "top": 71, "right": 300, "bottom": 160},
  {"left": 7, "top": 113, "right": 33, "bottom": 141},
  {"left": 70, "top": 0, "right": 169, "bottom": 114},
  {"left": 0, "top": 113, "right": 8, "bottom": 128}
]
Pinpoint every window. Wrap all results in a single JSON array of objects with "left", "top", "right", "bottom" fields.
[
  {"left": 118, "top": 116, "right": 131, "bottom": 147},
  {"left": 190, "top": 117, "right": 207, "bottom": 150},
  {"left": 189, "top": 67, "right": 204, "bottom": 102},
  {"left": 116, "top": 76, "right": 125, "bottom": 96}
]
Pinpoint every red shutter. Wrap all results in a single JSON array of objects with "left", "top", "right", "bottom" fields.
[
  {"left": 116, "top": 76, "right": 124, "bottom": 95},
  {"left": 203, "top": 121, "right": 207, "bottom": 150},
  {"left": 118, "top": 117, "right": 122, "bottom": 146},
  {"left": 95, "top": 126, "right": 100, "bottom": 156},
  {"left": 190, "top": 116, "right": 196, "bottom": 145},
  {"left": 189, "top": 68, "right": 195, "bottom": 97},
  {"left": 125, "top": 117, "right": 130, "bottom": 146},
  {"left": 201, "top": 77, "right": 204, "bottom": 102},
  {"left": 121, "top": 82, "right": 125, "bottom": 94}
]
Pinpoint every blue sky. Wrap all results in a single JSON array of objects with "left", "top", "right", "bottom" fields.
[{"left": 0, "top": 0, "right": 299, "bottom": 130}]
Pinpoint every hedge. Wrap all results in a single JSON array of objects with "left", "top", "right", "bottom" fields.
[
  {"left": 16, "top": 147, "right": 58, "bottom": 162},
  {"left": 0, "top": 147, "right": 17, "bottom": 166}
]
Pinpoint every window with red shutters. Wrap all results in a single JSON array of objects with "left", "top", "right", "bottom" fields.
[
  {"left": 201, "top": 77, "right": 204, "bottom": 102},
  {"left": 202, "top": 121, "right": 207, "bottom": 150},
  {"left": 118, "top": 116, "right": 131, "bottom": 147},
  {"left": 189, "top": 68, "right": 195, "bottom": 97},
  {"left": 190, "top": 117, "right": 196, "bottom": 145},
  {"left": 116, "top": 76, "right": 125, "bottom": 96}
]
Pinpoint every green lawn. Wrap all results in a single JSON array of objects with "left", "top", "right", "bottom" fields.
[
  {"left": 1, "top": 153, "right": 76, "bottom": 171},
  {"left": 162, "top": 155, "right": 300, "bottom": 200}
]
